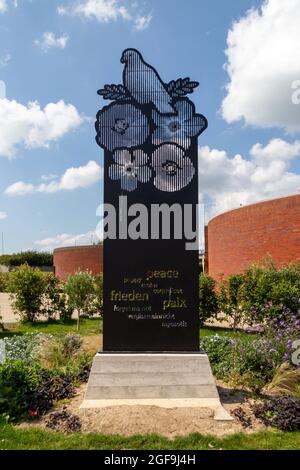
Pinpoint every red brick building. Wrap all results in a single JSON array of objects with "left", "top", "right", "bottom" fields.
[
  {"left": 53, "top": 245, "right": 103, "bottom": 282},
  {"left": 207, "top": 194, "right": 300, "bottom": 280}
]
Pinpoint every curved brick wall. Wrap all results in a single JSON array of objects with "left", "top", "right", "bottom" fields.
[
  {"left": 207, "top": 194, "right": 300, "bottom": 279},
  {"left": 53, "top": 245, "right": 103, "bottom": 281}
]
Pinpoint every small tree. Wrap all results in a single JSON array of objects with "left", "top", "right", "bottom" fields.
[
  {"left": 219, "top": 275, "right": 244, "bottom": 331},
  {"left": 41, "top": 274, "right": 73, "bottom": 321},
  {"left": 199, "top": 274, "right": 219, "bottom": 326},
  {"left": 93, "top": 273, "right": 103, "bottom": 316},
  {"left": 64, "top": 271, "right": 95, "bottom": 331},
  {"left": 9, "top": 264, "right": 46, "bottom": 322}
]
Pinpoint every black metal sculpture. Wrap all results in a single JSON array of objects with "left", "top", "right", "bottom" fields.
[
  {"left": 96, "top": 48, "right": 207, "bottom": 194},
  {"left": 96, "top": 49, "right": 207, "bottom": 352}
]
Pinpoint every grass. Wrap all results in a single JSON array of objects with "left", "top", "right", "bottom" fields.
[
  {"left": 0, "top": 318, "right": 102, "bottom": 338},
  {"left": 0, "top": 423, "right": 299, "bottom": 450},
  {"left": 1, "top": 319, "right": 256, "bottom": 342},
  {"left": 200, "top": 327, "right": 256, "bottom": 342},
  {"left": 1, "top": 320, "right": 256, "bottom": 344}
]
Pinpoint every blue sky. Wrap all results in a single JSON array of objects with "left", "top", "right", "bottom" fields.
[{"left": 0, "top": 0, "right": 300, "bottom": 253}]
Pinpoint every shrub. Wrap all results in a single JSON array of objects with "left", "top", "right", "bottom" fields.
[
  {"left": 219, "top": 275, "right": 245, "bottom": 330},
  {"left": 26, "top": 371, "right": 76, "bottom": 416},
  {"left": 1, "top": 333, "right": 45, "bottom": 363},
  {"left": 241, "top": 260, "right": 300, "bottom": 324},
  {"left": 37, "top": 334, "right": 83, "bottom": 369},
  {"left": 93, "top": 273, "right": 103, "bottom": 316},
  {"left": 199, "top": 275, "right": 218, "bottom": 326},
  {"left": 60, "top": 333, "right": 83, "bottom": 360},
  {"left": 9, "top": 264, "right": 46, "bottom": 322},
  {"left": 0, "top": 360, "right": 42, "bottom": 420},
  {"left": 64, "top": 271, "right": 95, "bottom": 331},
  {"left": 0, "top": 272, "right": 11, "bottom": 293},
  {"left": 201, "top": 335, "right": 233, "bottom": 378},
  {"left": 0, "top": 360, "right": 80, "bottom": 421},
  {"left": 41, "top": 275, "right": 73, "bottom": 321},
  {"left": 230, "top": 339, "right": 275, "bottom": 391},
  {"left": 251, "top": 310, "right": 300, "bottom": 366},
  {"left": 0, "top": 251, "right": 53, "bottom": 267},
  {"left": 202, "top": 335, "right": 276, "bottom": 391},
  {"left": 252, "top": 396, "right": 300, "bottom": 431},
  {"left": 41, "top": 275, "right": 61, "bottom": 320}
]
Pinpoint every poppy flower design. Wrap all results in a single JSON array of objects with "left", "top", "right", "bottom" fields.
[
  {"left": 152, "top": 99, "right": 207, "bottom": 150},
  {"left": 152, "top": 144, "right": 195, "bottom": 192},
  {"left": 95, "top": 103, "right": 150, "bottom": 152},
  {"left": 109, "top": 149, "right": 152, "bottom": 192}
]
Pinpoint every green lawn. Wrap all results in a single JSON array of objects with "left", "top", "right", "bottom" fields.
[
  {"left": 0, "top": 423, "right": 299, "bottom": 450},
  {"left": 1, "top": 319, "right": 255, "bottom": 342},
  {"left": 200, "top": 327, "right": 256, "bottom": 342},
  {"left": 0, "top": 318, "right": 102, "bottom": 338}
]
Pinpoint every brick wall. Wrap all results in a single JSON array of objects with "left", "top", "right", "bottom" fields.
[
  {"left": 53, "top": 245, "right": 103, "bottom": 281},
  {"left": 207, "top": 194, "right": 300, "bottom": 280}
]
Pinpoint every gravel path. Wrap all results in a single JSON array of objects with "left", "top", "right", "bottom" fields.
[{"left": 0, "top": 293, "right": 15, "bottom": 323}]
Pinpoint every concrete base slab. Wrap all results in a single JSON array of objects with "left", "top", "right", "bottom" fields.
[{"left": 82, "top": 353, "right": 233, "bottom": 421}]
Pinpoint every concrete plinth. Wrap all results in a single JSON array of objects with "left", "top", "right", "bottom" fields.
[{"left": 81, "top": 353, "right": 232, "bottom": 421}]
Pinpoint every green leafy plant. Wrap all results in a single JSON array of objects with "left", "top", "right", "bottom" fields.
[
  {"left": 41, "top": 275, "right": 73, "bottom": 321},
  {"left": 252, "top": 397, "right": 300, "bottom": 431},
  {"left": 9, "top": 264, "right": 47, "bottom": 322},
  {"left": 0, "top": 360, "right": 42, "bottom": 420},
  {"left": 64, "top": 271, "right": 95, "bottom": 332},
  {"left": 201, "top": 335, "right": 233, "bottom": 378},
  {"left": 199, "top": 275, "right": 219, "bottom": 326},
  {"left": 241, "top": 259, "right": 300, "bottom": 324},
  {"left": 0, "top": 251, "right": 53, "bottom": 267},
  {"left": 0, "top": 272, "right": 11, "bottom": 293},
  {"left": 219, "top": 275, "right": 245, "bottom": 331},
  {"left": 93, "top": 273, "right": 103, "bottom": 316},
  {"left": 202, "top": 334, "right": 276, "bottom": 391}
]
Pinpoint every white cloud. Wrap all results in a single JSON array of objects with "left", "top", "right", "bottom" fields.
[
  {"left": 5, "top": 181, "right": 35, "bottom": 196},
  {"left": 41, "top": 174, "right": 58, "bottom": 182},
  {"left": 134, "top": 14, "right": 152, "bottom": 31},
  {"left": 222, "top": 0, "right": 300, "bottom": 133},
  {"left": 0, "top": 98, "right": 83, "bottom": 157},
  {"left": 37, "top": 160, "right": 102, "bottom": 193},
  {"left": 199, "top": 138, "right": 300, "bottom": 220},
  {"left": 58, "top": 0, "right": 152, "bottom": 30},
  {"left": 35, "top": 230, "right": 100, "bottom": 251},
  {"left": 250, "top": 138, "right": 300, "bottom": 164},
  {"left": 0, "top": 0, "right": 18, "bottom": 13},
  {"left": 0, "top": 0, "right": 7, "bottom": 13},
  {"left": 34, "top": 32, "right": 69, "bottom": 52},
  {"left": 0, "top": 211, "right": 7, "bottom": 220},
  {"left": 5, "top": 160, "right": 103, "bottom": 196}
]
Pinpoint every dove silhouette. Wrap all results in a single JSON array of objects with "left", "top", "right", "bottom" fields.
[{"left": 121, "top": 49, "right": 174, "bottom": 114}]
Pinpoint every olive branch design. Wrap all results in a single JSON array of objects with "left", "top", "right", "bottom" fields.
[
  {"left": 166, "top": 78, "right": 199, "bottom": 97},
  {"left": 98, "top": 78, "right": 199, "bottom": 101}
]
